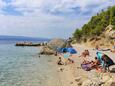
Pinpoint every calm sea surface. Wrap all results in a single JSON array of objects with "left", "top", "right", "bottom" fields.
[{"left": 0, "top": 41, "right": 60, "bottom": 86}]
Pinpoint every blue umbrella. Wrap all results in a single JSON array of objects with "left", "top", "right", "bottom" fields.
[
  {"left": 57, "top": 47, "right": 77, "bottom": 54},
  {"left": 67, "top": 48, "right": 77, "bottom": 54},
  {"left": 57, "top": 48, "right": 68, "bottom": 53}
]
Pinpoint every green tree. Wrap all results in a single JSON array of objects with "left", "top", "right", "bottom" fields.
[
  {"left": 73, "top": 6, "right": 115, "bottom": 42},
  {"left": 73, "top": 29, "right": 82, "bottom": 40}
]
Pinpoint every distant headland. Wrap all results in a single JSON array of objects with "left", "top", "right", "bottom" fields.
[{"left": 0, "top": 35, "right": 50, "bottom": 42}]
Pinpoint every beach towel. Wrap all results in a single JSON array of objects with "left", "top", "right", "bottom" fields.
[{"left": 81, "top": 63, "right": 91, "bottom": 71}]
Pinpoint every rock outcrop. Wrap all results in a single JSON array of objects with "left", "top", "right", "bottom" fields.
[
  {"left": 40, "top": 46, "right": 55, "bottom": 55},
  {"left": 47, "top": 38, "right": 66, "bottom": 51},
  {"left": 105, "top": 25, "right": 115, "bottom": 39},
  {"left": 40, "top": 38, "right": 67, "bottom": 55}
]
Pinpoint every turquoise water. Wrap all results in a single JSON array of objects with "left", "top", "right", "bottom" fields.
[{"left": 0, "top": 43, "right": 60, "bottom": 86}]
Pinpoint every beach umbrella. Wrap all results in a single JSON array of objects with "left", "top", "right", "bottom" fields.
[
  {"left": 57, "top": 47, "right": 77, "bottom": 54},
  {"left": 57, "top": 48, "right": 68, "bottom": 53},
  {"left": 66, "top": 48, "right": 77, "bottom": 54}
]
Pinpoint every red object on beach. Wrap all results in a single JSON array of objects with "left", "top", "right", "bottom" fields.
[{"left": 96, "top": 67, "right": 102, "bottom": 72}]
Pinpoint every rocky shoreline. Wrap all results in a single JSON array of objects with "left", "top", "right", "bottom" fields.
[
  {"left": 55, "top": 44, "right": 115, "bottom": 86},
  {"left": 15, "top": 38, "right": 115, "bottom": 86}
]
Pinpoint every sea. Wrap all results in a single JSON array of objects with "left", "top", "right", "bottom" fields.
[{"left": 0, "top": 40, "right": 60, "bottom": 86}]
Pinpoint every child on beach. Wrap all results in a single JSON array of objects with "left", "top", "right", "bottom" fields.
[
  {"left": 63, "top": 51, "right": 74, "bottom": 65},
  {"left": 92, "top": 57, "right": 103, "bottom": 72},
  {"left": 93, "top": 57, "right": 100, "bottom": 66},
  {"left": 57, "top": 57, "right": 64, "bottom": 65}
]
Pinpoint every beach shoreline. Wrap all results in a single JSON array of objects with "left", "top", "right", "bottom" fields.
[{"left": 55, "top": 43, "right": 115, "bottom": 86}]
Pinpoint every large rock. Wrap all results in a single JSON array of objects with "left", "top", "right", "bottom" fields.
[
  {"left": 47, "top": 38, "right": 66, "bottom": 51},
  {"left": 40, "top": 46, "right": 55, "bottom": 55},
  {"left": 40, "top": 39, "right": 67, "bottom": 55}
]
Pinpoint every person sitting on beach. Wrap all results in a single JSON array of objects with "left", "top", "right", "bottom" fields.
[
  {"left": 79, "top": 50, "right": 90, "bottom": 57},
  {"left": 90, "top": 57, "right": 102, "bottom": 70},
  {"left": 57, "top": 57, "right": 64, "bottom": 65},
  {"left": 94, "top": 45, "right": 111, "bottom": 51},
  {"left": 81, "top": 60, "right": 98, "bottom": 71},
  {"left": 81, "top": 57, "right": 101, "bottom": 71},
  {"left": 96, "top": 52, "right": 106, "bottom": 68},
  {"left": 96, "top": 52, "right": 114, "bottom": 72},
  {"left": 79, "top": 50, "right": 90, "bottom": 63},
  {"left": 88, "top": 57, "right": 100, "bottom": 67},
  {"left": 62, "top": 51, "right": 74, "bottom": 65}
]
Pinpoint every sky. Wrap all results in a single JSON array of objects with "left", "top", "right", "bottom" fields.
[{"left": 0, "top": 0, "right": 115, "bottom": 38}]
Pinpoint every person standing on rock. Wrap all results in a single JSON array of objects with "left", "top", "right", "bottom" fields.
[{"left": 66, "top": 37, "right": 72, "bottom": 48}]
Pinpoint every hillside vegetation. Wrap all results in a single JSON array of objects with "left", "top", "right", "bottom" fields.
[
  {"left": 73, "top": 6, "right": 115, "bottom": 43},
  {"left": 73, "top": 6, "right": 115, "bottom": 47}
]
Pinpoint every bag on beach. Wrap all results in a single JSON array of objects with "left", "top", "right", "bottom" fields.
[{"left": 81, "top": 63, "right": 91, "bottom": 71}]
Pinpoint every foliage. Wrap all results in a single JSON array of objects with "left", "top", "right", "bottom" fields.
[
  {"left": 73, "top": 6, "right": 115, "bottom": 42},
  {"left": 73, "top": 29, "right": 82, "bottom": 41}
]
